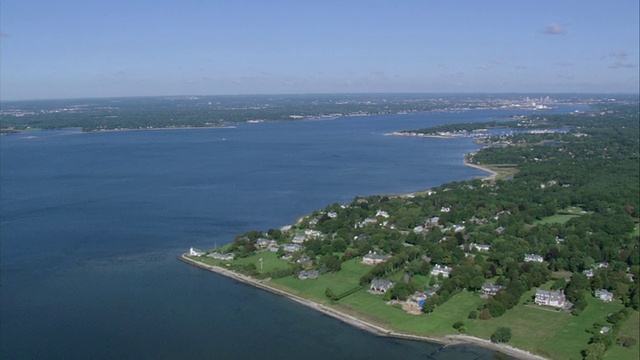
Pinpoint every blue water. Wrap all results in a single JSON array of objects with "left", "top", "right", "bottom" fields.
[{"left": 1, "top": 108, "right": 579, "bottom": 359}]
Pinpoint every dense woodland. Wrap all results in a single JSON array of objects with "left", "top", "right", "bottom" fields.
[{"left": 227, "top": 103, "right": 639, "bottom": 320}]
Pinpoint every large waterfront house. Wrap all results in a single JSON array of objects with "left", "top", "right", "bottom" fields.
[
  {"left": 298, "top": 270, "right": 319, "bottom": 280},
  {"left": 362, "top": 251, "right": 391, "bottom": 265},
  {"left": 370, "top": 279, "right": 395, "bottom": 293},
  {"left": 534, "top": 289, "right": 566, "bottom": 308}
]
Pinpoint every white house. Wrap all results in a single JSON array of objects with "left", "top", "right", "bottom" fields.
[
  {"left": 470, "top": 243, "right": 491, "bottom": 252},
  {"left": 362, "top": 251, "right": 391, "bottom": 265},
  {"left": 524, "top": 254, "right": 544, "bottom": 263},
  {"left": 583, "top": 269, "right": 595, "bottom": 278},
  {"left": 189, "top": 247, "right": 205, "bottom": 256},
  {"left": 431, "top": 264, "right": 452, "bottom": 278},
  {"left": 283, "top": 244, "right": 303, "bottom": 253},
  {"left": 292, "top": 235, "right": 308, "bottom": 244},
  {"left": 208, "top": 252, "right": 235, "bottom": 261},
  {"left": 594, "top": 289, "right": 614, "bottom": 302}
]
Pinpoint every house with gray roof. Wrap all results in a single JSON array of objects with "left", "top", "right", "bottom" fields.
[{"left": 370, "top": 279, "right": 395, "bottom": 293}]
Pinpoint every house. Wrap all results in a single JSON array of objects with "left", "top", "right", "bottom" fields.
[
  {"left": 255, "top": 238, "right": 270, "bottom": 248},
  {"left": 362, "top": 251, "right": 391, "bottom": 265},
  {"left": 283, "top": 243, "right": 303, "bottom": 253},
  {"left": 355, "top": 218, "right": 378, "bottom": 228},
  {"left": 583, "top": 269, "right": 595, "bottom": 278},
  {"left": 298, "top": 270, "right": 319, "bottom": 280},
  {"left": 534, "top": 289, "right": 566, "bottom": 308},
  {"left": 596, "top": 262, "right": 609, "bottom": 269},
  {"left": 376, "top": 210, "right": 390, "bottom": 218},
  {"left": 189, "top": 247, "right": 205, "bottom": 256},
  {"left": 268, "top": 245, "right": 280, "bottom": 252},
  {"left": 594, "top": 289, "right": 614, "bottom": 302},
  {"left": 524, "top": 254, "right": 544, "bottom": 263},
  {"left": 481, "top": 283, "right": 503, "bottom": 296},
  {"left": 431, "top": 264, "right": 452, "bottom": 278},
  {"left": 470, "top": 243, "right": 491, "bottom": 252},
  {"left": 304, "top": 229, "right": 322, "bottom": 238},
  {"left": 292, "top": 235, "right": 308, "bottom": 244},
  {"left": 327, "top": 212, "right": 338, "bottom": 218},
  {"left": 403, "top": 290, "right": 437, "bottom": 314},
  {"left": 440, "top": 206, "right": 451, "bottom": 213},
  {"left": 208, "top": 252, "right": 235, "bottom": 261},
  {"left": 370, "top": 279, "right": 395, "bottom": 293}
]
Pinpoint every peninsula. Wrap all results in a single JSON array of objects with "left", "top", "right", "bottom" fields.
[{"left": 181, "top": 102, "right": 639, "bottom": 360}]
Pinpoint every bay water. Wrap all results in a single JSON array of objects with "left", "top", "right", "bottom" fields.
[{"left": 1, "top": 108, "right": 578, "bottom": 359}]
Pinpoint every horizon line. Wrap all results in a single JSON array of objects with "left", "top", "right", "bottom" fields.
[{"left": 2, "top": 91, "right": 639, "bottom": 103}]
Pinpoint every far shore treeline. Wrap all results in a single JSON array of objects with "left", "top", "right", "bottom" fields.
[{"left": 2, "top": 93, "right": 634, "bottom": 134}]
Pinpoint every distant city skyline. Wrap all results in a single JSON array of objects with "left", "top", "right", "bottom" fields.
[{"left": 1, "top": 0, "right": 638, "bottom": 101}]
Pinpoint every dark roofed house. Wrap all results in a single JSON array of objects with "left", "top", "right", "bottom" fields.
[
  {"left": 370, "top": 279, "right": 395, "bottom": 293},
  {"left": 298, "top": 270, "right": 319, "bottom": 280},
  {"left": 535, "top": 289, "right": 566, "bottom": 308},
  {"left": 481, "top": 283, "right": 503, "bottom": 296}
]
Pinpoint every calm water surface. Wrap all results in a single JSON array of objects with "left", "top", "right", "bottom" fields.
[{"left": 1, "top": 109, "right": 579, "bottom": 359}]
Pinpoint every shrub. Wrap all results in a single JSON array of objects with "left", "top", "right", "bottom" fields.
[
  {"left": 468, "top": 310, "right": 478, "bottom": 319},
  {"left": 617, "top": 336, "right": 638, "bottom": 348},
  {"left": 479, "top": 309, "right": 492, "bottom": 320},
  {"left": 490, "top": 327, "right": 512, "bottom": 343}
]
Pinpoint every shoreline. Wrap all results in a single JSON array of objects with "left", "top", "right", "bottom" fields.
[
  {"left": 179, "top": 254, "right": 547, "bottom": 360},
  {"left": 463, "top": 158, "right": 498, "bottom": 181}
]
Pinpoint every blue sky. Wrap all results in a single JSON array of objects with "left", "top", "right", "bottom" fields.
[{"left": 1, "top": 0, "right": 638, "bottom": 100}]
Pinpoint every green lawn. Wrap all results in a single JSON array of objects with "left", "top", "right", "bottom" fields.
[
  {"left": 270, "top": 258, "right": 370, "bottom": 302},
  {"left": 604, "top": 310, "right": 640, "bottom": 360}
]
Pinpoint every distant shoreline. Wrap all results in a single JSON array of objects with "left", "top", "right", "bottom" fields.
[{"left": 179, "top": 254, "right": 547, "bottom": 360}]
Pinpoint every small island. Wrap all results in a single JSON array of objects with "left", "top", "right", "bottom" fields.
[{"left": 181, "top": 102, "right": 639, "bottom": 360}]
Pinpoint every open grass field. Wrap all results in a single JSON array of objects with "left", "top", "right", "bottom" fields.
[
  {"left": 270, "top": 258, "right": 370, "bottom": 302},
  {"left": 604, "top": 310, "right": 640, "bottom": 360}
]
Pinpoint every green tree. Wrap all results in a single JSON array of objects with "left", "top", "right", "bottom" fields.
[{"left": 490, "top": 327, "right": 512, "bottom": 343}]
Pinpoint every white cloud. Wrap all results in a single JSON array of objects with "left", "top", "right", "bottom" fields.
[
  {"left": 545, "top": 23, "right": 565, "bottom": 35},
  {"left": 608, "top": 62, "right": 636, "bottom": 69}
]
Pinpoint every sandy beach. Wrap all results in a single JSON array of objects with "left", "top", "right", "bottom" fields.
[
  {"left": 180, "top": 254, "right": 548, "bottom": 360},
  {"left": 463, "top": 159, "right": 498, "bottom": 181}
]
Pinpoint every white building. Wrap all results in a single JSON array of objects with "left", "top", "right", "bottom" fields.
[
  {"left": 189, "top": 247, "right": 205, "bottom": 256},
  {"left": 431, "top": 264, "right": 452, "bottom": 278},
  {"left": 524, "top": 254, "right": 544, "bottom": 263},
  {"left": 362, "top": 251, "right": 391, "bottom": 265}
]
